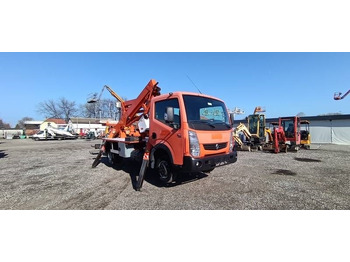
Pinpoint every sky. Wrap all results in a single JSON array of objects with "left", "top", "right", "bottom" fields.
[
  {"left": 1, "top": 2, "right": 350, "bottom": 260},
  {"left": 0, "top": 52, "right": 349, "bottom": 127}
]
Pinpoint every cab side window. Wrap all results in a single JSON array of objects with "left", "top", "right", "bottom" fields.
[{"left": 155, "top": 98, "right": 180, "bottom": 128}]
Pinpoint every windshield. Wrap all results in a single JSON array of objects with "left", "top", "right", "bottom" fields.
[
  {"left": 183, "top": 95, "right": 230, "bottom": 130},
  {"left": 248, "top": 115, "right": 259, "bottom": 135},
  {"left": 248, "top": 114, "right": 265, "bottom": 138}
]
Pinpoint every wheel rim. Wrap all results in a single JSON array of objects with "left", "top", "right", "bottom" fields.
[
  {"left": 158, "top": 160, "right": 169, "bottom": 181},
  {"left": 107, "top": 152, "right": 113, "bottom": 164}
]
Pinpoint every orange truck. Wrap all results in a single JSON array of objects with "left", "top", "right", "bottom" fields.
[{"left": 92, "top": 79, "right": 237, "bottom": 190}]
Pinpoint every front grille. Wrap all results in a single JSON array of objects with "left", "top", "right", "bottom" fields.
[{"left": 203, "top": 142, "right": 227, "bottom": 151}]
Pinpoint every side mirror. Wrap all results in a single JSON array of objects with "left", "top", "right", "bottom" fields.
[
  {"left": 165, "top": 107, "right": 174, "bottom": 123},
  {"left": 229, "top": 113, "right": 235, "bottom": 127}
]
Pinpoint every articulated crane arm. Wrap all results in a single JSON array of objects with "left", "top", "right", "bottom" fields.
[
  {"left": 253, "top": 106, "right": 266, "bottom": 114},
  {"left": 106, "top": 79, "right": 161, "bottom": 139},
  {"left": 334, "top": 89, "right": 350, "bottom": 100},
  {"left": 92, "top": 80, "right": 161, "bottom": 170}
]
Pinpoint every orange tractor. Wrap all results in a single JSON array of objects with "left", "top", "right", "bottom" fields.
[{"left": 91, "top": 79, "right": 237, "bottom": 190}]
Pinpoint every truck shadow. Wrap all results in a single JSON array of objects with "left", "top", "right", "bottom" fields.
[
  {"left": 0, "top": 150, "right": 8, "bottom": 159},
  {"left": 100, "top": 157, "right": 208, "bottom": 190}
]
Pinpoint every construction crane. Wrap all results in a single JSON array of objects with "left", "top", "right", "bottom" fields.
[
  {"left": 88, "top": 85, "right": 124, "bottom": 104},
  {"left": 229, "top": 107, "right": 245, "bottom": 121},
  {"left": 253, "top": 106, "right": 265, "bottom": 114},
  {"left": 334, "top": 89, "right": 350, "bottom": 100},
  {"left": 87, "top": 85, "right": 124, "bottom": 119}
]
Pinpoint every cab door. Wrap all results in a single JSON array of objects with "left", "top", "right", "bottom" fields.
[{"left": 149, "top": 98, "right": 184, "bottom": 165}]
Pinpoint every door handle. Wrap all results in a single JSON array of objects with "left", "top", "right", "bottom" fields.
[{"left": 152, "top": 132, "right": 157, "bottom": 139}]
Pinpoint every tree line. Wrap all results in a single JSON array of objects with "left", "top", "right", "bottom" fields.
[{"left": 1, "top": 97, "right": 120, "bottom": 129}]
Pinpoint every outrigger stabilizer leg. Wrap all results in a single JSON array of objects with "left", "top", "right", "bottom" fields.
[
  {"left": 91, "top": 142, "right": 105, "bottom": 168},
  {"left": 135, "top": 151, "right": 150, "bottom": 191}
]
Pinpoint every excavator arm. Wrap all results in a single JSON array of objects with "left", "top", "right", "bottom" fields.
[
  {"left": 273, "top": 126, "right": 287, "bottom": 153},
  {"left": 233, "top": 123, "right": 253, "bottom": 150},
  {"left": 234, "top": 123, "right": 252, "bottom": 139}
]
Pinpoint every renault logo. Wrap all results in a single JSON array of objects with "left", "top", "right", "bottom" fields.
[{"left": 215, "top": 144, "right": 219, "bottom": 150}]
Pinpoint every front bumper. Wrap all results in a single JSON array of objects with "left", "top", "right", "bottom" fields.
[{"left": 182, "top": 151, "right": 237, "bottom": 172}]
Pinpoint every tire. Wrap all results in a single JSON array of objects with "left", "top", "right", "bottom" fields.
[
  {"left": 156, "top": 156, "right": 174, "bottom": 184},
  {"left": 107, "top": 151, "right": 122, "bottom": 166},
  {"left": 34, "top": 137, "right": 39, "bottom": 141}
]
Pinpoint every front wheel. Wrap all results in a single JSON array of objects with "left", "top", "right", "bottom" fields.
[{"left": 156, "top": 157, "right": 174, "bottom": 184}]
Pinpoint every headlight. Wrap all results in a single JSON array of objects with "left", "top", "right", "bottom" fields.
[
  {"left": 229, "top": 131, "right": 234, "bottom": 152},
  {"left": 188, "top": 130, "right": 200, "bottom": 157}
]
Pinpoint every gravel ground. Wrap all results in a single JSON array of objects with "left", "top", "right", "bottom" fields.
[{"left": 0, "top": 138, "right": 349, "bottom": 210}]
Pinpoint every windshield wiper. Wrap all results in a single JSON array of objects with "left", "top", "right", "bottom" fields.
[
  {"left": 189, "top": 120, "right": 216, "bottom": 128},
  {"left": 204, "top": 121, "right": 216, "bottom": 128}
]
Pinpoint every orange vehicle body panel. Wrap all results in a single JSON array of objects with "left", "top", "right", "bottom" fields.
[{"left": 149, "top": 92, "right": 233, "bottom": 166}]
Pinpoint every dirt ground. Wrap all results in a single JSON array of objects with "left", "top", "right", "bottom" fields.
[{"left": 0, "top": 138, "right": 349, "bottom": 210}]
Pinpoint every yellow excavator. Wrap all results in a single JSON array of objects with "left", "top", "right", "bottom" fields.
[
  {"left": 300, "top": 120, "right": 311, "bottom": 149},
  {"left": 247, "top": 106, "right": 266, "bottom": 150},
  {"left": 233, "top": 123, "right": 253, "bottom": 151},
  {"left": 233, "top": 106, "right": 267, "bottom": 151}
]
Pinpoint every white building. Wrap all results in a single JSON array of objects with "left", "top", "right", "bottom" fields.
[{"left": 68, "top": 117, "right": 113, "bottom": 136}]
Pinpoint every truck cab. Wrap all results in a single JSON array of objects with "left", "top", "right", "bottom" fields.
[
  {"left": 148, "top": 92, "right": 237, "bottom": 181},
  {"left": 32, "top": 130, "right": 54, "bottom": 141}
]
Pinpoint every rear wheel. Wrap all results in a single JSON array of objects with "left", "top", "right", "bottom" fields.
[{"left": 107, "top": 151, "right": 123, "bottom": 165}]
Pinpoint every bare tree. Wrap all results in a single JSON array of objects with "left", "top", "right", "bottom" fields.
[
  {"left": 15, "top": 117, "right": 34, "bottom": 129},
  {"left": 99, "top": 98, "right": 117, "bottom": 118},
  {"left": 37, "top": 99, "right": 61, "bottom": 119},
  {"left": 37, "top": 97, "right": 78, "bottom": 122},
  {"left": 0, "top": 118, "right": 11, "bottom": 129},
  {"left": 79, "top": 103, "right": 97, "bottom": 118},
  {"left": 58, "top": 97, "right": 78, "bottom": 122},
  {"left": 80, "top": 98, "right": 118, "bottom": 119}
]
